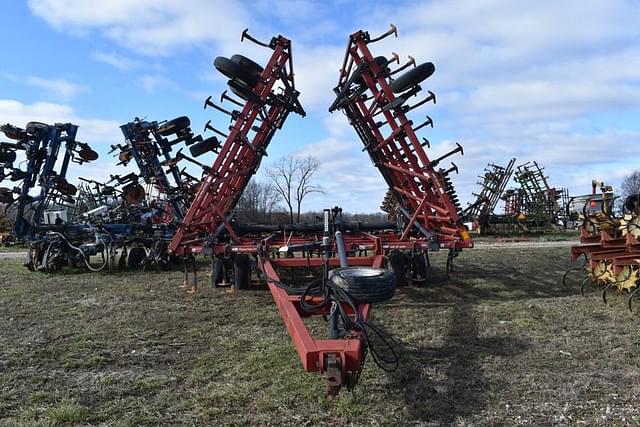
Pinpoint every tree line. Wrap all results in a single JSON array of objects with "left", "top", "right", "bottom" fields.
[{"left": 235, "top": 154, "right": 385, "bottom": 224}]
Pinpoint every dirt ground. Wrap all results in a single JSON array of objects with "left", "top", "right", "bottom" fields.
[{"left": 1, "top": 244, "right": 639, "bottom": 426}]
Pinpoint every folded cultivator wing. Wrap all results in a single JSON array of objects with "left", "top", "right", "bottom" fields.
[
  {"left": 168, "top": 31, "right": 305, "bottom": 256},
  {"left": 329, "top": 25, "right": 471, "bottom": 251}
]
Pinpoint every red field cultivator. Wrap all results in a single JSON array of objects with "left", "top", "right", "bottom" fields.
[{"left": 162, "top": 27, "right": 473, "bottom": 395}]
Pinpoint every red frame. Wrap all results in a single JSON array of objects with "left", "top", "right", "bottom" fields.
[
  {"left": 169, "top": 35, "right": 302, "bottom": 255},
  {"left": 333, "top": 30, "right": 472, "bottom": 249}
]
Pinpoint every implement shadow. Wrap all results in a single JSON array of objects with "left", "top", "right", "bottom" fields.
[{"left": 385, "top": 302, "right": 528, "bottom": 423}]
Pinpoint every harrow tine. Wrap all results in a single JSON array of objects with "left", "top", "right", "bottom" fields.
[
  {"left": 628, "top": 283, "right": 640, "bottom": 313},
  {"left": 602, "top": 282, "right": 616, "bottom": 305},
  {"left": 412, "top": 115, "right": 434, "bottom": 132},
  {"left": 204, "top": 120, "right": 229, "bottom": 139},
  {"left": 562, "top": 266, "right": 585, "bottom": 287},
  {"left": 400, "top": 90, "right": 436, "bottom": 114},
  {"left": 580, "top": 276, "right": 592, "bottom": 297},
  {"left": 204, "top": 96, "right": 239, "bottom": 120},
  {"left": 429, "top": 142, "right": 464, "bottom": 168}
]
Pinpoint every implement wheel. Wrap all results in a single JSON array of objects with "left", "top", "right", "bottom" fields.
[
  {"left": 390, "top": 62, "right": 435, "bottom": 94},
  {"left": 329, "top": 267, "right": 396, "bottom": 303},
  {"left": 388, "top": 250, "right": 407, "bottom": 287},
  {"left": 128, "top": 247, "right": 146, "bottom": 270},
  {"left": 214, "top": 56, "right": 259, "bottom": 87},
  {"left": 234, "top": 253, "right": 251, "bottom": 290},
  {"left": 158, "top": 116, "right": 190, "bottom": 136},
  {"left": 230, "top": 54, "right": 263, "bottom": 77},
  {"left": 210, "top": 257, "right": 223, "bottom": 287}
]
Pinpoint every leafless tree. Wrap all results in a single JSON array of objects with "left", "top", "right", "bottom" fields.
[
  {"left": 267, "top": 156, "right": 322, "bottom": 223},
  {"left": 620, "top": 171, "right": 640, "bottom": 213},
  {"left": 621, "top": 171, "right": 640, "bottom": 200},
  {"left": 235, "top": 179, "right": 279, "bottom": 223}
]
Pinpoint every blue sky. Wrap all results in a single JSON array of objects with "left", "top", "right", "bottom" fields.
[{"left": 1, "top": 0, "right": 639, "bottom": 213}]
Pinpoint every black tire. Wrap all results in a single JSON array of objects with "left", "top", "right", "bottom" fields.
[
  {"left": 1, "top": 124, "right": 26, "bottom": 140},
  {"left": 234, "top": 253, "right": 251, "bottom": 290},
  {"left": 412, "top": 253, "right": 428, "bottom": 280},
  {"left": 210, "top": 257, "right": 223, "bottom": 287},
  {"left": 26, "top": 122, "right": 51, "bottom": 135},
  {"left": 128, "top": 247, "right": 146, "bottom": 270},
  {"left": 354, "top": 56, "right": 388, "bottom": 85},
  {"left": 329, "top": 267, "right": 396, "bottom": 303},
  {"left": 388, "top": 250, "right": 407, "bottom": 287},
  {"left": 228, "top": 81, "right": 251, "bottom": 101},
  {"left": 214, "top": 56, "right": 259, "bottom": 87},
  {"left": 230, "top": 54, "right": 263, "bottom": 77},
  {"left": 189, "top": 136, "right": 220, "bottom": 158},
  {"left": 0, "top": 150, "right": 16, "bottom": 164},
  {"left": 158, "top": 116, "right": 190, "bottom": 136},
  {"left": 389, "top": 62, "right": 435, "bottom": 94}
]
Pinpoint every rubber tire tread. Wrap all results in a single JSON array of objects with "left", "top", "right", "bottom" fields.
[
  {"left": 127, "top": 247, "right": 146, "bottom": 270},
  {"left": 230, "top": 54, "right": 263, "bottom": 76},
  {"left": 234, "top": 253, "right": 251, "bottom": 290},
  {"left": 388, "top": 250, "right": 407, "bottom": 287},
  {"left": 158, "top": 116, "right": 190, "bottom": 136},
  {"left": 329, "top": 267, "right": 396, "bottom": 303},
  {"left": 210, "top": 257, "right": 223, "bottom": 287}
]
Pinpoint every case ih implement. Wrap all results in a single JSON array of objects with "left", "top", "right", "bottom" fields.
[{"left": 168, "top": 30, "right": 305, "bottom": 258}]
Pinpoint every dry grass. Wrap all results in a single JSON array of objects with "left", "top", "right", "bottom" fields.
[{"left": 1, "top": 245, "right": 639, "bottom": 425}]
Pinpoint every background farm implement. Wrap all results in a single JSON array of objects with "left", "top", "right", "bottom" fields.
[{"left": 565, "top": 183, "right": 640, "bottom": 310}]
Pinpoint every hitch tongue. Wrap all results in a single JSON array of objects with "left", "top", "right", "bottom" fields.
[{"left": 325, "top": 353, "right": 342, "bottom": 397}]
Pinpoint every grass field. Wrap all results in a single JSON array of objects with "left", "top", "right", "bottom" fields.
[{"left": 1, "top": 245, "right": 639, "bottom": 426}]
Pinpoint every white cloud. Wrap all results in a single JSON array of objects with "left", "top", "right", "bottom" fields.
[
  {"left": 91, "top": 51, "right": 142, "bottom": 70},
  {"left": 28, "top": 0, "right": 253, "bottom": 55},
  {"left": 21, "top": 76, "right": 88, "bottom": 100},
  {"left": 24, "top": 0, "right": 640, "bottom": 213},
  {"left": 0, "top": 99, "right": 123, "bottom": 183},
  {"left": 138, "top": 74, "right": 176, "bottom": 94}
]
